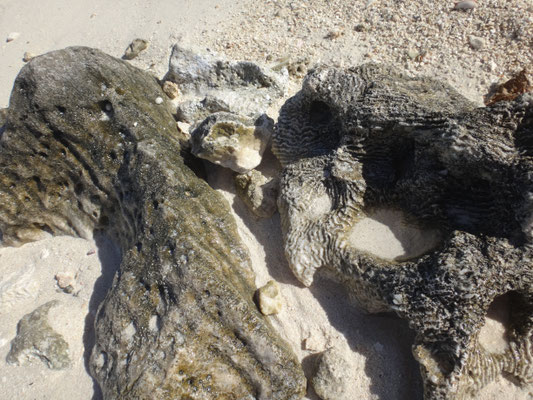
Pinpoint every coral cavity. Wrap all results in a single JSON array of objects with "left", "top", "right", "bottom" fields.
[
  {"left": 273, "top": 63, "right": 533, "bottom": 399},
  {"left": 347, "top": 208, "right": 442, "bottom": 261}
]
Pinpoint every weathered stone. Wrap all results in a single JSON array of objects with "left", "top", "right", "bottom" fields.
[
  {"left": 311, "top": 347, "right": 352, "bottom": 400},
  {"left": 191, "top": 112, "right": 273, "bottom": 173},
  {"left": 6, "top": 300, "right": 70, "bottom": 369},
  {"left": 122, "top": 38, "right": 149, "bottom": 60},
  {"left": 0, "top": 47, "right": 305, "bottom": 399},
  {"left": 273, "top": 64, "right": 533, "bottom": 399},
  {"left": 165, "top": 44, "right": 288, "bottom": 123},
  {"left": 257, "top": 280, "right": 283, "bottom": 315},
  {"left": 235, "top": 169, "right": 279, "bottom": 218}
]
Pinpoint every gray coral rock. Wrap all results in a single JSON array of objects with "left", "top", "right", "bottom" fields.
[
  {"left": 191, "top": 112, "right": 273, "bottom": 173},
  {"left": 165, "top": 44, "right": 288, "bottom": 123},
  {"left": 0, "top": 46, "right": 305, "bottom": 399},
  {"left": 235, "top": 169, "right": 279, "bottom": 218},
  {"left": 273, "top": 64, "right": 533, "bottom": 399},
  {"left": 6, "top": 300, "right": 70, "bottom": 369}
]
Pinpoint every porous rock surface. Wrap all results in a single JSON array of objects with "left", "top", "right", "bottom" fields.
[
  {"left": 273, "top": 64, "right": 533, "bottom": 399},
  {"left": 0, "top": 46, "right": 305, "bottom": 399},
  {"left": 165, "top": 44, "right": 288, "bottom": 124}
]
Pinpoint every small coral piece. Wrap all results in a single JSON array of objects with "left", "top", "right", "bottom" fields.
[{"left": 257, "top": 280, "right": 283, "bottom": 315}]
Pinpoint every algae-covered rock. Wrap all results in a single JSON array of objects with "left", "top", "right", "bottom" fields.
[
  {"left": 273, "top": 64, "right": 533, "bottom": 399},
  {"left": 6, "top": 300, "right": 70, "bottom": 369},
  {"left": 235, "top": 169, "right": 279, "bottom": 218},
  {"left": 165, "top": 44, "right": 288, "bottom": 124},
  {"left": 191, "top": 112, "right": 273, "bottom": 173},
  {"left": 0, "top": 47, "right": 305, "bottom": 399}
]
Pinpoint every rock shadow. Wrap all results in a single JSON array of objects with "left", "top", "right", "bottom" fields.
[
  {"left": 82, "top": 231, "right": 122, "bottom": 400},
  {"left": 309, "top": 274, "right": 424, "bottom": 400},
  {"left": 203, "top": 148, "right": 305, "bottom": 287}
]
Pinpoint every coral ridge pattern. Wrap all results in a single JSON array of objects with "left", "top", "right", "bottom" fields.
[{"left": 273, "top": 64, "right": 533, "bottom": 399}]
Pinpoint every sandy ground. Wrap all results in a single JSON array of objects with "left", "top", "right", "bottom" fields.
[{"left": 1, "top": 0, "right": 532, "bottom": 399}]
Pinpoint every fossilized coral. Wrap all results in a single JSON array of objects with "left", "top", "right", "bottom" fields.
[{"left": 273, "top": 64, "right": 533, "bottom": 399}]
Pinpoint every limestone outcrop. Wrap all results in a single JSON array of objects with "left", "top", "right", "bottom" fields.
[
  {"left": 273, "top": 64, "right": 533, "bottom": 399},
  {"left": 0, "top": 47, "right": 305, "bottom": 399}
]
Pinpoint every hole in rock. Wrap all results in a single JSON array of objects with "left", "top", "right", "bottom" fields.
[
  {"left": 309, "top": 100, "right": 333, "bottom": 124},
  {"left": 347, "top": 208, "right": 442, "bottom": 261},
  {"left": 478, "top": 293, "right": 512, "bottom": 354}
]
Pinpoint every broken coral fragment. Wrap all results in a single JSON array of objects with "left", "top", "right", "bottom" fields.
[
  {"left": 257, "top": 280, "right": 283, "bottom": 315},
  {"left": 235, "top": 169, "right": 279, "bottom": 218},
  {"left": 191, "top": 112, "right": 273, "bottom": 173}
]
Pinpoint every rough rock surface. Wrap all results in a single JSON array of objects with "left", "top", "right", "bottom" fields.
[
  {"left": 165, "top": 44, "right": 288, "bottom": 124},
  {"left": 191, "top": 112, "right": 273, "bottom": 173},
  {"left": 273, "top": 64, "right": 533, "bottom": 399},
  {"left": 311, "top": 347, "right": 352, "bottom": 400},
  {"left": 0, "top": 47, "right": 305, "bottom": 399},
  {"left": 6, "top": 300, "right": 70, "bottom": 369},
  {"left": 235, "top": 169, "right": 279, "bottom": 218}
]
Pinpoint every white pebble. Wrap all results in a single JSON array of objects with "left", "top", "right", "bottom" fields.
[
  {"left": 6, "top": 32, "right": 20, "bottom": 42},
  {"left": 155, "top": 97, "right": 163, "bottom": 104}
]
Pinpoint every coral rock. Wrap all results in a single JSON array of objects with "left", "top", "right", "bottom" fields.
[
  {"left": 273, "top": 63, "right": 533, "bottom": 399},
  {"left": 0, "top": 46, "right": 305, "bottom": 399},
  {"left": 191, "top": 112, "right": 273, "bottom": 173},
  {"left": 165, "top": 44, "right": 288, "bottom": 123},
  {"left": 6, "top": 301, "right": 70, "bottom": 369},
  {"left": 235, "top": 169, "right": 279, "bottom": 218}
]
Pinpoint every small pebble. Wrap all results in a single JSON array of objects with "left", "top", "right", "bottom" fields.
[
  {"left": 257, "top": 280, "right": 283, "bottom": 315},
  {"left": 155, "top": 97, "right": 164, "bottom": 105},
  {"left": 454, "top": 0, "right": 477, "bottom": 10},
  {"left": 123, "top": 38, "right": 149, "bottom": 60},
  {"left": 22, "top": 52, "right": 36, "bottom": 62},
  {"left": 162, "top": 81, "right": 180, "bottom": 99},
  {"left": 6, "top": 32, "right": 20, "bottom": 42},
  {"left": 468, "top": 35, "right": 484, "bottom": 50},
  {"left": 86, "top": 249, "right": 96, "bottom": 255}
]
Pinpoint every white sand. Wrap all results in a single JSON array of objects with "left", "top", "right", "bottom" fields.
[{"left": 0, "top": 0, "right": 532, "bottom": 399}]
